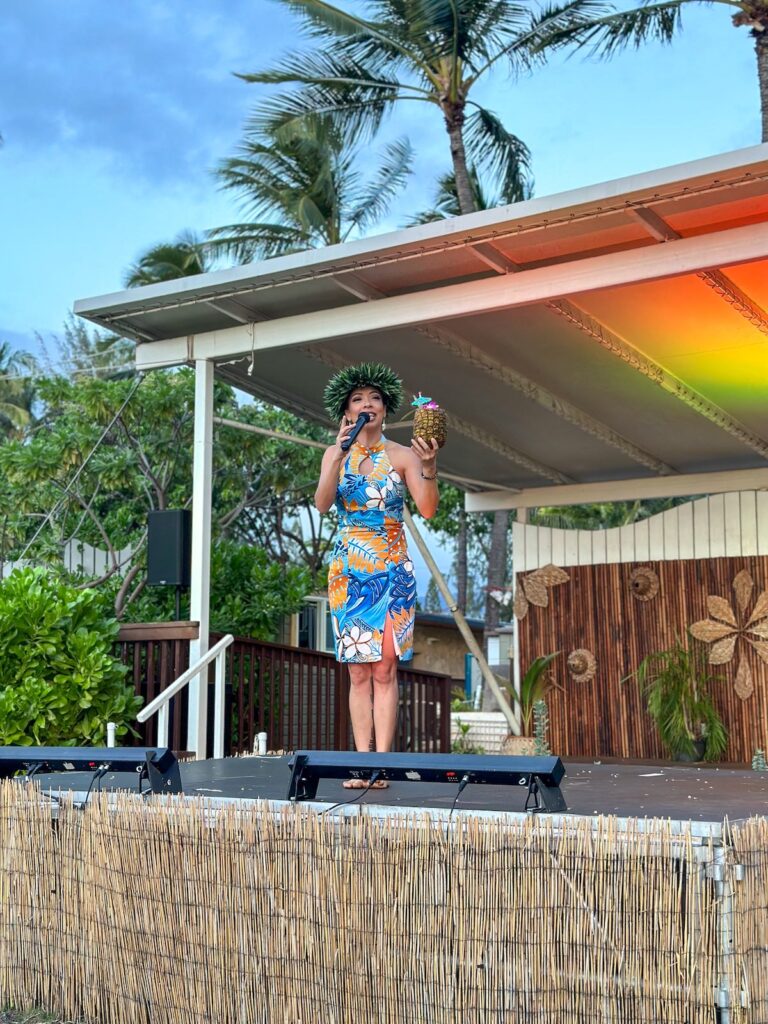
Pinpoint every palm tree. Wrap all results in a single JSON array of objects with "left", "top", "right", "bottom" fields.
[
  {"left": 238, "top": 0, "right": 608, "bottom": 217},
  {"left": 530, "top": 497, "right": 693, "bottom": 529},
  {"left": 123, "top": 230, "right": 212, "bottom": 287},
  {"left": 208, "top": 119, "right": 413, "bottom": 263},
  {"left": 0, "top": 342, "right": 36, "bottom": 437},
  {"left": 407, "top": 165, "right": 533, "bottom": 225},
  {"left": 555, "top": 0, "right": 768, "bottom": 141}
]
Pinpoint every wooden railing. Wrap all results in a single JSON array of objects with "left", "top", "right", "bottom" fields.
[{"left": 116, "top": 624, "right": 452, "bottom": 756}]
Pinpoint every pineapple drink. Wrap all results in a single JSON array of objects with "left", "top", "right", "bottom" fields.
[{"left": 411, "top": 393, "right": 447, "bottom": 448}]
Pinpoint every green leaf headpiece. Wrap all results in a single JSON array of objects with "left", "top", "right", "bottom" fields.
[{"left": 323, "top": 362, "right": 404, "bottom": 421}]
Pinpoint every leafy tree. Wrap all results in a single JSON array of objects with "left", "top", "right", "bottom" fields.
[
  {"left": 0, "top": 567, "right": 141, "bottom": 745},
  {"left": 0, "top": 371, "right": 325, "bottom": 629},
  {"left": 123, "top": 230, "right": 212, "bottom": 287},
  {"left": 0, "top": 342, "right": 36, "bottom": 437},
  {"left": 422, "top": 575, "right": 443, "bottom": 613},
  {"left": 530, "top": 497, "right": 692, "bottom": 529},
  {"left": 127, "top": 540, "right": 310, "bottom": 640},
  {"left": 209, "top": 119, "right": 413, "bottom": 262},
  {"left": 554, "top": 0, "right": 768, "bottom": 142},
  {"left": 38, "top": 316, "right": 135, "bottom": 382}
]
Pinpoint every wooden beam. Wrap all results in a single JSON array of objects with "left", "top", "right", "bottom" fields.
[{"left": 465, "top": 467, "right": 768, "bottom": 512}]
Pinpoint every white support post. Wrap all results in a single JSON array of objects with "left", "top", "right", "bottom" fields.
[
  {"left": 511, "top": 508, "right": 526, "bottom": 734},
  {"left": 187, "top": 359, "right": 214, "bottom": 758},
  {"left": 213, "top": 647, "right": 226, "bottom": 760}
]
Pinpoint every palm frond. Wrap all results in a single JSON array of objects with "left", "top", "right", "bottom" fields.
[
  {"left": 464, "top": 107, "right": 533, "bottom": 202},
  {"left": 346, "top": 136, "right": 414, "bottom": 234},
  {"left": 280, "top": 0, "right": 428, "bottom": 68},
  {"left": 548, "top": 0, "right": 685, "bottom": 55},
  {"left": 246, "top": 82, "right": 404, "bottom": 143},
  {"left": 206, "top": 223, "right": 311, "bottom": 263}
]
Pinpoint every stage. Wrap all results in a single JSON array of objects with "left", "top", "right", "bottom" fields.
[{"left": 29, "top": 753, "right": 768, "bottom": 827}]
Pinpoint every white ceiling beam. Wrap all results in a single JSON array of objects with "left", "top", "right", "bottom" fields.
[
  {"left": 332, "top": 273, "right": 386, "bottom": 301},
  {"left": 469, "top": 242, "right": 520, "bottom": 274},
  {"left": 135, "top": 220, "right": 768, "bottom": 371},
  {"left": 206, "top": 298, "right": 269, "bottom": 325},
  {"left": 465, "top": 467, "right": 768, "bottom": 512}
]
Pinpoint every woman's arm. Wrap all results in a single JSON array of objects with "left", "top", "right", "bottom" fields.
[
  {"left": 314, "top": 420, "right": 353, "bottom": 512},
  {"left": 394, "top": 438, "right": 440, "bottom": 519}
]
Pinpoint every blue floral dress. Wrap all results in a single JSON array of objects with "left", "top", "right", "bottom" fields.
[{"left": 328, "top": 439, "right": 416, "bottom": 663}]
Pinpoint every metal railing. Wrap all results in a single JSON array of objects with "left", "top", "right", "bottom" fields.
[{"left": 137, "top": 633, "right": 234, "bottom": 759}]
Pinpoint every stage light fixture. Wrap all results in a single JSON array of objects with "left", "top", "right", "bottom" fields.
[
  {"left": 287, "top": 751, "right": 567, "bottom": 813},
  {"left": 0, "top": 747, "right": 183, "bottom": 795}
]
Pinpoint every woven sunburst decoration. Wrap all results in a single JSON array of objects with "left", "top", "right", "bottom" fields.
[
  {"left": 689, "top": 569, "right": 768, "bottom": 701},
  {"left": 514, "top": 564, "right": 570, "bottom": 620},
  {"left": 629, "top": 566, "right": 659, "bottom": 602},
  {"left": 567, "top": 648, "right": 596, "bottom": 683}
]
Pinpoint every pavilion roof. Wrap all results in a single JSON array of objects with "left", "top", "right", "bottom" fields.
[{"left": 75, "top": 145, "right": 768, "bottom": 509}]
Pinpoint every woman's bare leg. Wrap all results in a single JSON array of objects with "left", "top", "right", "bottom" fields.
[
  {"left": 347, "top": 662, "right": 374, "bottom": 752},
  {"left": 371, "top": 617, "right": 399, "bottom": 753}
]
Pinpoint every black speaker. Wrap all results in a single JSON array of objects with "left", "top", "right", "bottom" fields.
[{"left": 147, "top": 510, "right": 191, "bottom": 587}]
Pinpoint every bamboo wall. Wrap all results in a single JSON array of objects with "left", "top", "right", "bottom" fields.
[
  {"left": 2, "top": 783, "right": 766, "bottom": 1024},
  {"left": 516, "top": 555, "right": 768, "bottom": 762}
]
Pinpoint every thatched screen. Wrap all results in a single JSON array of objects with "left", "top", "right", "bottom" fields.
[
  {"left": 2, "top": 783, "right": 762, "bottom": 1023},
  {"left": 516, "top": 555, "right": 768, "bottom": 762}
]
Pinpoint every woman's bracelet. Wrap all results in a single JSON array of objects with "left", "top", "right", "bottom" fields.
[{"left": 421, "top": 468, "right": 438, "bottom": 481}]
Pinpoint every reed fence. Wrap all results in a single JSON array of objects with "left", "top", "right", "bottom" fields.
[
  {"left": 116, "top": 626, "right": 451, "bottom": 757},
  {"left": 1, "top": 782, "right": 765, "bottom": 1023}
]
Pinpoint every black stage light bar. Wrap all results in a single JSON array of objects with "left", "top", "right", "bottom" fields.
[
  {"left": 288, "top": 751, "right": 567, "bottom": 813},
  {"left": 0, "top": 746, "right": 183, "bottom": 795}
]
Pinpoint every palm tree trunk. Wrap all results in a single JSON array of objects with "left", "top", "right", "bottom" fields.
[
  {"left": 484, "top": 508, "right": 508, "bottom": 638},
  {"left": 455, "top": 509, "right": 468, "bottom": 613},
  {"left": 443, "top": 106, "right": 476, "bottom": 216},
  {"left": 758, "top": 32, "right": 768, "bottom": 143}
]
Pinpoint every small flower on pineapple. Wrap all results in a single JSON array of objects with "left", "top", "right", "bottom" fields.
[{"left": 411, "top": 392, "right": 433, "bottom": 407}]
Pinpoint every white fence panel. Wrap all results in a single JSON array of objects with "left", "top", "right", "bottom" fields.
[{"left": 512, "top": 491, "right": 768, "bottom": 572}]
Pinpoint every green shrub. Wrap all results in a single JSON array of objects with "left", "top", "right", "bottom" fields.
[{"left": 0, "top": 567, "right": 141, "bottom": 745}]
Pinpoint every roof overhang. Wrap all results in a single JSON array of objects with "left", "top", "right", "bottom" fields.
[{"left": 75, "top": 145, "right": 768, "bottom": 509}]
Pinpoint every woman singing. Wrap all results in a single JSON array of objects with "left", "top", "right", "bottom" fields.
[{"left": 315, "top": 363, "right": 439, "bottom": 787}]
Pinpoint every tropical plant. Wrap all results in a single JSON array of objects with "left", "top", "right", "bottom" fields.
[
  {"left": 123, "top": 230, "right": 212, "bottom": 287},
  {"left": 208, "top": 119, "right": 413, "bottom": 262},
  {"left": 0, "top": 567, "right": 141, "bottom": 746},
  {"left": 512, "top": 652, "right": 560, "bottom": 735},
  {"left": 0, "top": 341, "right": 36, "bottom": 436},
  {"left": 552, "top": 0, "right": 768, "bottom": 142},
  {"left": 626, "top": 635, "right": 728, "bottom": 761}
]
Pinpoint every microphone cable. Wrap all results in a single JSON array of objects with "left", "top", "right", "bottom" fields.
[
  {"left": 449, "top": 774, "right": 471, "bottom": 818},
  {"left": 319, "top": 770, "right": 383, "bottom": 816}
]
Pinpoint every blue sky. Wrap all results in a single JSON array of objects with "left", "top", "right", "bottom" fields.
[{"left": 0, "top": 0, "right": 759, "bottom": 356}]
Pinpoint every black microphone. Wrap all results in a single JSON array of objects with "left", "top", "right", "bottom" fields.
[{"left": 340, "top": 412, "right": 371, "bottom": 452}]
